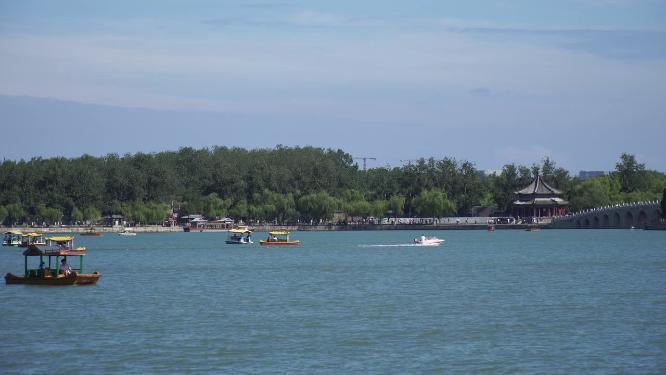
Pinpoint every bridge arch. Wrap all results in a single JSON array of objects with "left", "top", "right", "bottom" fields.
[
  {"left": 583, "top": 218, "right": 590, "bottom": 228},
  {"left": 637, "top": 211, "right": 648, "bottom": 228},
  {"left": 624, "top": 211, "right": 634, "bottom": 228},
  {"left": 602, "top": 214, "right": 610, "bottom": 228},
  {"left": 593, "top": 216, "right": 600, "bottom": 228},
  {"left": 613, "top": 212, "right": 621, "bottom": 227},
  {"left": 650, "top": 209, "right": 662, "bottom": 224}
]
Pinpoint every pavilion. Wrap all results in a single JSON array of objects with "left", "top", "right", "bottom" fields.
[{"left": 512, "top": 175, "right": 569, "bottom": 219}]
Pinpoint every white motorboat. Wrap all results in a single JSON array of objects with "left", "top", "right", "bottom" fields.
[
  {"left": 118, "top": 229, "right": 136, "bottom": 236},
  {"left": 413, "top": 235, "right": 444, "bottom": 246}
]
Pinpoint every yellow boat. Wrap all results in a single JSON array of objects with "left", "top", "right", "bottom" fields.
[
  {"left": 19, "top": 232, "right": 46, "bottom": 247},
  {"left": 259, "top": 231, "right": 301, "bottom": 246}
]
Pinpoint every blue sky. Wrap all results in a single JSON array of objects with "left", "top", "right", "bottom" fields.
[{"left": 1, "top": 0, "right": 665, "bottom": 172}]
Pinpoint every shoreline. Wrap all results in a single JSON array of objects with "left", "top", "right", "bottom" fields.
[{"left": 3, "top": 223, "right": 544, "bottom": 233}]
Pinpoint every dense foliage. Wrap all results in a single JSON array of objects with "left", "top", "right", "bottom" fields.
[{"left": 0, "top": 147, "right": 664, "bottom": 225}]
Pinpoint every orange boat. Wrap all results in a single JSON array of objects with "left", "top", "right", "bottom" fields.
[
  {"left": 4, "top": 236, "right": 100, "bottom": 286},
  {"left": 260, "top": 231, "right": 300, "bottom": 246}
]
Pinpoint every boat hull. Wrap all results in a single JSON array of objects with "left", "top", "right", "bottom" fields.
[
  {"left": 225, "top": 240, "right": 253, "bottom": 244},
  {"left": 5, "top": 272, "right": 101, "bottom": 285},
  {"left": 259, "top": 241, "right": 300, "bottom": 246}
]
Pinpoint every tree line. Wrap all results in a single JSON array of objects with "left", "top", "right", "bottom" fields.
[{"left": 0, "top": 146, "right": 664, "bottom": 226}]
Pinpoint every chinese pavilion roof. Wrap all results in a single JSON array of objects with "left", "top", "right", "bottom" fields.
[{"left": 516, "top": 175, "right": 563, "bottom": 195}]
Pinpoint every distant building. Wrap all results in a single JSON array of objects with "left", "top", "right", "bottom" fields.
[
  {"left": 512, "top": 175, "right": 569, "bottom": 218},
  {"left": 578, "top": 171, "right": 606, "bottom": 180}
]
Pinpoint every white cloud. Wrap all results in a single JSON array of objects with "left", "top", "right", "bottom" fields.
[{"left": 0, "top": 27, "right": 665, "bottom": 120}]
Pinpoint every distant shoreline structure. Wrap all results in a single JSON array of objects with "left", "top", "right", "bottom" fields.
[{"left": 3, "top": 223, "right": 537, "bottom": 233}]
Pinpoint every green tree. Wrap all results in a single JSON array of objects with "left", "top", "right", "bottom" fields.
[
  {"left": 42, "top": 207, "right": 63, "bottom": 225},
  {"left": 275, "top": 193, "right": 297, "bottom": 223},
  {"left": 0, "top": 205, "right": 7, "bottom": 225},
  {"left": 71, "top": 207, "right": 84, "bottom": 224},
  {"left": 371, "top": 200, "right": 389, "bottom": 219},
  {"left": 83, "top": 207, "right": 101, "bottom": 223},
  {"left": 569, "top": 175, "right": 623, "bottom": 211},
  {"left": 412, "top": 189, "right": 456, "bottom": 218},
  {"left": 297, "top": 192, "right": 339, "bottom": 222},
  {"left": 661, "top": 188, "right": 666, "bottom": 218},
  {"left": 229, "top": 199, "right": 249, "bottom": 220},
  {"left": 6, "top": 203, "right": 26, "bottom": 226},
  {"left": 203, "top": 193, "right": 231, "bottom": 219},
  {"left": 388, "top": 195, "right": 405, "bottom": 217},
  {"left": 615, "top": 153, "right": 646, "bottom": 193}
]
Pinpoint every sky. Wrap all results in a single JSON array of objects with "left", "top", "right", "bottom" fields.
[{"left": 1, "top": 0, "right": 665, "bottom": 173}]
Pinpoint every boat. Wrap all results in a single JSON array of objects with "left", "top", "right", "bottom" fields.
[
  {"left": 46, "top": 236, "right": 86, "bottom": 251},
  {"left": 487, "top": 225, "right": 496, "bottom": 232},
  {"left": 5, "top": 236, "right": 100, "bottom": 285},
  {"left": 526, "top": 226, "right": 541, "bottom": 232},
  {"left": 80, "top": 227, "right": 103, "bottom": 236},
  {"left": 226, "top": 227, "right": 253, "bottom": 244},
  {"left": 19, "top": 232, "right": 46, "bottom": 247},
  {"left": 3, "top": 231, "right": 23, "bottom": 246},
  {"left": 260, "top": 231, "right": 301, "bottom": 246},
  {"left": 413, "top": 235, "right": 445, "bottom": 246},
  {"left": 118, "top": 229, "right": 136, "bottom": 236}
]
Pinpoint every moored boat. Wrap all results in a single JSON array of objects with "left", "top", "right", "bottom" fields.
[
  {"left": 19, "top": 232, "right": 46, "bottom": 247},
  {"left": 226, "top": 227, "right": 253, "bottom": 244},
  {"left": 3, "top": 231, "right": 23, "bottom": 246},
  {"left": 413, "top": 235, "right": 445, "bottom": 246},
  {"left": 4, "top": 237, "right": 100, "bottom": 285},
  {"left": 260, "top": 231, "right": 300, "bottom": 246},
  {"left": 80, "top": 227, "right": 103, "bottom": 236}
]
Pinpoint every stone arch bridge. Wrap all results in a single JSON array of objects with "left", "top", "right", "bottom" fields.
[{"left": 550, "top": 201, "right": 662, "bottom": 229}]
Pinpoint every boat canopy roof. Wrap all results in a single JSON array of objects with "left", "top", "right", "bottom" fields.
[
  {"left": 229, "top": 228, "right": 252, "bottom": 233},
  {"left": 269, "top": 231, "right": 290, "bottom": 235},
  {"left": 22, "top": 246, "right": 86, "bottom": 257},
  {"left": 4, "top": 230, "right": 23, "bottom": 235},
  {"left": 47, "top": 236, "right": 74, "bottom": 242},
  {"left": 24, "top": 232, "right": 43, "bottom": 237}
]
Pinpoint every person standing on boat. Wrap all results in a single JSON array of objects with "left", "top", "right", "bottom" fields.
[{"left": 61, "top": 258, "right": 72, "bottom": 276}]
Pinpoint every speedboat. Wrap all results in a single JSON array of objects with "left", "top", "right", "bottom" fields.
[
  {"left": 413, "top": 235, "right": 444, "bottom": 246},
  {"left": 118, "top": 229, "right": 136, "bottom": 236}
]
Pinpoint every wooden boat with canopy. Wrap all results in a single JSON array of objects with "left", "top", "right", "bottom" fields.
[
  {"left": 4, "top": 236, "right": 100, "bottom": 285},
  {"left": 3, "top": 231, "right": 23, "bottom": 246},
  {"left": 259, "top": 231, "right": 300, "bottom": 246},
  {"left": 19, "top": 232, "right": 46, "bottom": 247}
]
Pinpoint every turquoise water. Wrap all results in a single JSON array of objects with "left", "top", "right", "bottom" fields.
[{"left": 1, "top": 230, "right": 665, "bottom": 374}]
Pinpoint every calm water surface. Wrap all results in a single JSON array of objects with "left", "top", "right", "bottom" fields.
[{"left": 1, "top": 230, "right": 665, "bottom": 374}]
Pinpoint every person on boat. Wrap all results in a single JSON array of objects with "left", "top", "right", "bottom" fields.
[{"left": 61, "top": 258, "right": 72, "bottom": 276}]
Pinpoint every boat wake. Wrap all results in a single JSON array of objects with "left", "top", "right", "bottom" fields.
[{"left": 358, "top": 243, "right": 437, "bottom": 248}]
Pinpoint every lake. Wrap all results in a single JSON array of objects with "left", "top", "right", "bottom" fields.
[{"left": 1, "top": 230, "right": 665, "bottom": 374}]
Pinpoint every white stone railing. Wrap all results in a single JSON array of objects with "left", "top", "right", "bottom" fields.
[{"left": 551, "top": 201, "right": 660, "bottom": 222}]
